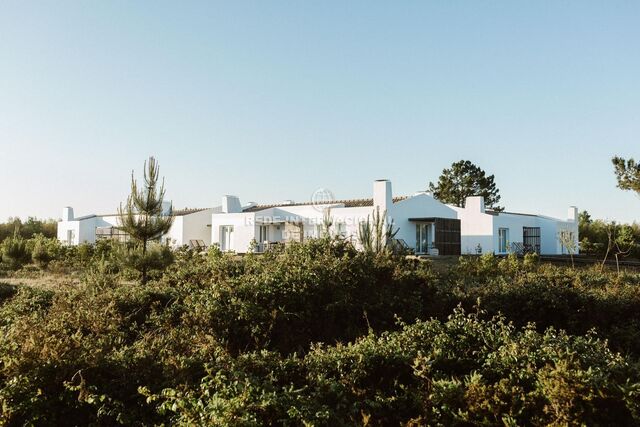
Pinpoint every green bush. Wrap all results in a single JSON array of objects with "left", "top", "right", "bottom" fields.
[
  {"left": 1, "top": 232, "right": 31, "bottom": 270},
  {"left": 1, "top": 238, "right": 640, "bottom": 425},
  {"left": 173, "top": 238, "right": 434, "bottom": 354},
  {"left": 30, "top": 234, "right": 62, "bottom": 270},
  {"left": 152, "top": 309, "right": 640, "bottom": 426}
]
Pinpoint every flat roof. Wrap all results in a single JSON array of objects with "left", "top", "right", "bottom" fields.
[{"left": 242, "top": 196, "right": 409, "bottom": 213}]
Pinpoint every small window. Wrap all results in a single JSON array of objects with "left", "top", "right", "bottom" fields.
[{"left": 335, "top": 222, "right": 347, "bottom": 237}]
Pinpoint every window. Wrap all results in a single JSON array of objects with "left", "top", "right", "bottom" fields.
[
  {"left": 66, "top": 229, "right": 75, "bottom": 245},
  {"left": 415, "top": 223, "right": 431, "bottom": 254},
  {"left": 220, "top": 225, "right": 234, "bottom": 251},
  {"left": 559, "top": 230, "right": 575, "bottom": 254},
  {"left": 316, "top": 224, "right": 324, "bottom": 238},
  {"left": 523, "top": 227, "right": 541, "bottom": 254},
  {"left": 258, "top": 225, "right": 269, "bottom": 243},
  {"left": 498, "top": 228, "right": 509, "bottom": 253},
  {"left": 335, "top": 222, "right": 347, "bottom": 237}
]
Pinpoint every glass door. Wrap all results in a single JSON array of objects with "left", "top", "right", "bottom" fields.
[
  {"left": 498, "top": 228, "right": 509, "bottom": 253},
  {"left": 220, "top": 226, "right": 234, "bottom": 251},
  {"left": 259, "top": 225, "right": 269, "bottom": 243},
  {"left": 415, "top": 223, "right": 431, "bottom": 254}
]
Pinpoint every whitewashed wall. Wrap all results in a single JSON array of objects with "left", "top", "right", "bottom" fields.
[{"left": 454, "top": 197, "right": 579, "bottom": 255}]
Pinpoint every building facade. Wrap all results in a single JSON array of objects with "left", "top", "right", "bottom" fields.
[
  {"left": 209, "top": 180, "right": 578, "bottom": 256},
  {"left": 57, "top": 203, "right": 218, "bottom": 248},
  {"left": 57, "top": 180, "right": 578, "bottom": 256},
  {"left": 210, "top": 180, "right": 460, "bottom": 254},
  {"left": 453, "top": 196, "right": 579, "bottom": 255}
]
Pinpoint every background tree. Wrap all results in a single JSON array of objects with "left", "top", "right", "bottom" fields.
[
  {"left": 612, "top": 156, "right": 640, "bottom": 194},
  {"left": 118, "top": 157, "right": 174, "bottom": 284},
  {"left": 428, "top": 160, "right": 503, "bottom": 211}
]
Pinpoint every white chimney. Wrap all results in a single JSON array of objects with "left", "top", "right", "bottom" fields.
[
  {"left": 62, "top": 206, "right": 74, "bottom": 221},
  {"left": 373, "top": 179, "right": 392, "bottom": 214},
  {"left": 222, "top": 195, "right": 242, "bottom": 213},
  {"left": 568, "top": 206, "right": 578, "bottom": 222},
  {"left": 465, "top": 196, "right": 486, "bottom": 213}
]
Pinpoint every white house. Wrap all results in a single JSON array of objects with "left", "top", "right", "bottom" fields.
[
  {"left": 452, "top": 196, "right": 579, "bottom": 255},
  {"left": 209, "top": 180, "right": 578, "bottom": 256},
  {"left": 210, "top": 180, "right": 462, "bottom": 255},
  {"left": 57, "top": 202, "right": 218, "bottom": 248},
  {"left": 57, "top": 180, "right": 578, "bottom": 256}
]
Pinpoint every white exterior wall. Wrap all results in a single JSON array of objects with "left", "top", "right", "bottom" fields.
[
  {"left": 210, "top": 182, "right": 459, "bottom": 253},
  {"left": 58, "top": 209, "right": 213, "bottom": 248},
  {"left": 181, "top": 209, "right": 214, "bottom": 246},
  {"left": 211, "top": 211, "right": 257, "bottom": 252},
  {"left": 452, "top": 206, "right": 495, "bottom": 254},
  {"left": 164, "top": 216, "right": 184, "bottom": 246},
  {"left": 454, "top": 197, "right": 579, "bottom": 255},
  {"left": 390, "top": 194, "right": 457, "bottom": 250}
]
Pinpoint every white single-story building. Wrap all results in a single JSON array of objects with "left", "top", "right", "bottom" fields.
[
  {"left": 211, "top": 180, "right": 460, "bottom": 255},
  {"left": 209, "top": 179, "right": 578, "bottom": 256},
  {"left": 452, "top": 196, "right": 579, "bottom": 255},
  {"left": 57, "top": 180, "right": 578, "bottom": 256},
  {"left": 57, "top": 202, "right": 218, "bottom": 248}
]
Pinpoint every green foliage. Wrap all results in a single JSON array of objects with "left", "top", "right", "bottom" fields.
[
  {"left": 0, "top": 217, "right": 57, "bottom": 243},
  {"left": 357, "top": 207, "right": 399, "bottom": 254},
  {"left": 171, "top": 237, "right": 431, "bottom": 355},
  {"left": 1, "top": 231, "right": 31, "bottom": 270},
  {"left": 117, "top": 156, "right": 174, "bottom": 284},
  {"left": 29, "top": 234, "right": 62, "bottom": 269},
  {"left": 152, "top": 309, "right": 640, "bottom": 426},
  {"left": 579, "top": 211, "right": 640, "bottom": 259},
  {"left": 117, "top": 242, "right": 174, "bottom": 282},
  {"left": 612, "top": 156, "right": 640, "bottom": 193},
  {"left": 1, "top": 239, "right": 640, "bottom": 425},
  {"left": 429, "top": 160, "right": 503, "bottom": 211}
]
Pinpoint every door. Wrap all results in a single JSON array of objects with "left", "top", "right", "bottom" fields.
[
  {"left": 415, "top": 223, "right": 431, "bottom": 254},
  {"left": 220, "top": 226, "right": 234, "bottom": 251},
  {"left": 523, "top": 227, "right": 541, "bottom": 254},
  {"left": 66, "top": 229, "right": 75, "bottom": 245},
  {"left": 498, "top": 228, "right": 509, "bottom": 253},
  {"left": 258, "top": 225, "right": 269, "bottom": 243}
]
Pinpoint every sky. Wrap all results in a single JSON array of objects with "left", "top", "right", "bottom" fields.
[{"left": 0, "top": 1, "right": 638, "bottom": 223}]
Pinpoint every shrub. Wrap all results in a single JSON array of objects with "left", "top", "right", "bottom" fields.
[
  {"left": 1, "top": 238, "right": 640, "bottom": 425},
  {"left": 1, "top": 232, "right": 31, "bottom": 270},
  {"left": 30, "top": 234, "right": 62, "bottom": 270},
  {"left": 153, "top": 309, "right": 640, "bottom": 426},
  {"left": 176, "top": 238, "right": 434, "bottom": 355}
]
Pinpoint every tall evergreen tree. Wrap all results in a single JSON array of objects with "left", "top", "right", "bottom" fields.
[
  {"left": 612, "top": 156, "right": 640, "bottom": 194},
  {"left": 118, "top": 156, "right": 173, "bottom": 284},
  {"left": 428, "top": 160, "right": 503, "bottom": 211}
]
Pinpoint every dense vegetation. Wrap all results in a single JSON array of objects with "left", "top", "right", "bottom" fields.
[
  {"left": 2, "top": 238, "right": 640, "bottom": 425},
  {"left": 579, "top": 210, "right": 640, "bottom": 260},
  {"left": 0, "top": 217, "right": 56, "bottom": 242}
]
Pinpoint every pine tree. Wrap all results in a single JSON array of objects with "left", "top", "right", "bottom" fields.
[
  {"left": 118, "top": 156, "right": 173, "bottom": 284},
  {"left": 612, "top": 156, "right": 640, "bottom": 194},
  {"left": 428, "top": 160, "right": 503, "bottom": 211}
]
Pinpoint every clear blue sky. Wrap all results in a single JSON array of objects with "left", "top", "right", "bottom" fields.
[{"left": 1, "top": 1, "right": 638, "bottom": 222}]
